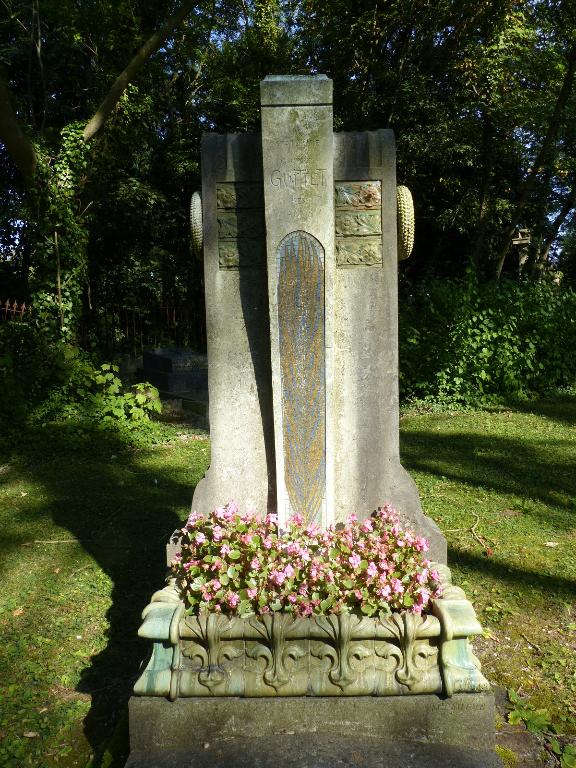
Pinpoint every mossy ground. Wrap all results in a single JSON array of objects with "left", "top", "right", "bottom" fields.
[{"left": 0, "top": 396, "right": 574, "bottom": 766}]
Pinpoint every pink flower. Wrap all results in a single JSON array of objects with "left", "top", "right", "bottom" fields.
[
  {"left": 361, "top": 518, "right": 374, "bottom": 532},
  {"left": 247, "top": 588, "right": 258, "bottom": 599},
  {"left": 270, "top": 569, "right": 286, "bottom": 586},
  {"left": 226, "top": 591, "right": 240, "bottom": 608},
  {"left": 195, "top": 532, "right": 207, "bottom": 545},
  {"left": 366, "top": 561, "right": 378, "bottom": 578},
  {"left": 349, "top": 553, "right": 362, "bottom": 569},
  {"left": 186, "top": 511, "right": 203, "bottom": 528},
  {"left": 284, "top": 564, "right": 295, "bottom": 579},
  {"left": 250, "top": 557, "right": 261, "bottom": 571},
  {"left": 391, "top": 578, "right": 404, "bottom": 594},
  {"left": 416, "top": 588, "right": 431, "bottom": 606},
  {"left": 415, "top": 569, "right": 429, "bottom": 585},
  {"left": 211, "top": 579, "right": 222, "bottom": 591},
  {"left": 212, "top": 525, "right": 224, "bottom": 542},
  {"left": 287, "top": 594, "right": 297, "bottom": 604},
  {"left": 415, "top": 536, "right": 429, "bottom": 552},
  {"left": 262, "top": 536, "right": 273, "bottom": 549},
  {"left": 220, "top": 543, "right": 232, "bottom": 556},
  {"left": 290, "top": 513, "right": 304, "bottom": 526}
]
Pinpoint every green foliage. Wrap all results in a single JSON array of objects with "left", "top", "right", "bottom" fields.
[
  {"left": 508, "top": 689, "right": 553, "bottom": 734},
  {"left": 507, "top": 690, "right": 576, "bottom": 766},
  {"left": 0, "top": 322, "right": 161, "bottom": 435},
  {"left": 400, "top": 277, "right": 576, "bottom": 405}
]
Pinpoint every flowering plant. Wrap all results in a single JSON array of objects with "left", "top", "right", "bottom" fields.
[{"left": 171, "top": 502, "right": 442, "bottom": 618}]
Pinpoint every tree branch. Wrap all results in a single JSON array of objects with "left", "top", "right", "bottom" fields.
[
  {"left": 82, "top": 0, "right": 196, "bottom": 142},
  {"left": 494, "top": 42, "right": 576, "bottom": 280},
  {"left": 537, "top": 178, "right": 576, "bottom": 266},
  {"left": 0, "top": 75, "right": 37, "bottom": 185}
]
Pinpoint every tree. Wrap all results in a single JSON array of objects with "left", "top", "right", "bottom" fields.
[{"left": 0, "top": 0, "right": 198, "bottom": 334}]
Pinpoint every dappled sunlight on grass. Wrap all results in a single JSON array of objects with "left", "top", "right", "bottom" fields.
[
  {"left": 0, "top": 421, "right": 209, "bottom": 767},
  {"left": 401, "top": 397, "right": 576, "bottom": 730}
]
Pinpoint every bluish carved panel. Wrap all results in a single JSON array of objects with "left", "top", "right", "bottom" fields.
[{"left": 277, "top": 231, "right": 325, "bottom": 524}]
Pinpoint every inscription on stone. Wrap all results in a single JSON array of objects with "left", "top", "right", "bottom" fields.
[
  {"left": 270, "top": 168, "right": 327, "bottom": 189},
  {"left": 216, "top": 182, "right": 265, "bottom": 269}
]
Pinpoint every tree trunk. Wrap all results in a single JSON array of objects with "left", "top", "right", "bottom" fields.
[
  {"left": 535, "top": 179, "right": 576, "bottom": 268},
  {"left": 82, "top": 0, "right": 196, "bottom": 142},
  {"left": 0, "top": 77, "right": 37, "bottom": 185},
  {"left": 493, "top": 42, "right": 576, "bottom": 280}
]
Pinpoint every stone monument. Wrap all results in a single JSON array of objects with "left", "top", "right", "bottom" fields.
[
  {"left": 126, "top": 76, "right": 500, "bottom": 768},
  {"left": 190, "top": 74, "right": 445, "bottom": 561}
]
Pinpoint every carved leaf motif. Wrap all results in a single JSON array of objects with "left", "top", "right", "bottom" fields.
[
  {"left": 334, "top": 182, "right": 382, "bottom": 209},
  {"left": 247, "top": 614, "right": 306, "bottom": 690},
  {"left": 374, "top": 640, "right": 402, "bottom": 672},
  {"left": 312, "top": 613, "right": 371, "bottom": 689}
]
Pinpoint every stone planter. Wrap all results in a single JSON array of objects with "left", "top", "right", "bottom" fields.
[{"left": 134, "top": 564, "right": 490, "bottom": 700}]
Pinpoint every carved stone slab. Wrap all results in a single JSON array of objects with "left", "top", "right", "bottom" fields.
[
  {"left": 133, "top": 566, "right": 490, "bottom": 700},
  {"left": 335, "top": 238, "right": 382, "bottom": 267},
  {"left": 335, "top": 181, "right": 381, "bottom": 209}
]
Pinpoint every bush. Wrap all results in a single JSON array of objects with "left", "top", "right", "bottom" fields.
[
  {"left": 399, "top": 277, "right": 576, "bottom": 406},
  {"left": 0, "top": 322, "right": 161, "bottom": 431}
]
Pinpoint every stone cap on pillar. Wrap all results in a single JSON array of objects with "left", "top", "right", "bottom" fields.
[{"left": 260, "top": 74, "right": 333, "bottom": 106}]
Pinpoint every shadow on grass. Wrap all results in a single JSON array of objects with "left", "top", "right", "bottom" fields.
[
  {"left": 401, "top": 428, "right": 576, "bottom": 525},
  {"left": 1, "top": 421, "right": 200, "bottom": 767},
  {"left": 505, "top": 394, "right": 576, "bottom": 428},
  {"left": 448, "top": 547, "right": 576, "bottom": 597}
]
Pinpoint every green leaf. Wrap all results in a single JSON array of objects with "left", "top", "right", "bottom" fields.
[
  {"left": 228, "top": 550, "right": 241, "bottom": 560},
  {"left": 561, "top": 745, "right": 576, "bottom": 768},
  {"left": 319, "top": 596, "right": 334, "bottom": 612}
]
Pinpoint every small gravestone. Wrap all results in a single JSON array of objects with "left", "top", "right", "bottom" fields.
[
  {"left": 126, "top": 76, "right": 500, "bottom": 768},
  {"left": 141, "top": 347, "right": 208, "bottom": 426}
]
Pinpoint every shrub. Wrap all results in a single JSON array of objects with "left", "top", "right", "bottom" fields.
[
  {"left": 171, "top": 502, "right": 442, "bottom": 618},
  {"left": 399, "top": 277, "right": 576, "bottom": 405}
]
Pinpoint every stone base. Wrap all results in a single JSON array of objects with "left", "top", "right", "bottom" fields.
[{"left": 127, "top": 693, "right": 501, "bottom": 767}]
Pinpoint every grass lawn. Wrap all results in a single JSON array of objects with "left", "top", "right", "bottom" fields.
[{"left": 0, "top": 396, "right": 575, "bottom": 767}]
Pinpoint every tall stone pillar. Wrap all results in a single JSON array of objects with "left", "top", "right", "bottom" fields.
[{"left": 260, "top": 75, "right": 334, "bottom": 528}]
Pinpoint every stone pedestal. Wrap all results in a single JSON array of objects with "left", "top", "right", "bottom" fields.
[{"left": 125, "top": 693, "right": 501, "bottom": 768}]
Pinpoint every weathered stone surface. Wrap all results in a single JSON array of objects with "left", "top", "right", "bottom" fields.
[
  {"left": 332, "top": 131, "right": 445, "bottom": 561},
  {"left": 190, "top": 134, "right": 275, "bottom": 518},
  {"left": 261, "top": 75, "right": 334, "bottom": 528},
  {"left": 128, "top": 692, "right": 500, "bottom": 757},
  {"left": 125, "top": 736, "right": 502, "bottom": 768},
  {"left": 335, "top": 237, "right": 382, "bottom": 267}
]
